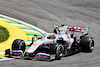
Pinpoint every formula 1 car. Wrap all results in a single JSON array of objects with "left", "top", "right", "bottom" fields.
[{"left": 5, "top": 25, "right": 94, "bottom": 61}]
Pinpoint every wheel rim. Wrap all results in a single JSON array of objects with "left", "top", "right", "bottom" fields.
[
  {"left": 19, "top": 41, "right": 26, "bottom": 52},
  {"left": 56, "top": 45, "right": 63, "bottom": 58},
  {"left": 89, "top": 40, "right": 94, "bottom": 51},
  {"left": 58, "top": 46, "right": 63, "bottom": 56},
  {"left": 74, "top": 43, "right": 79, "bottom": 52}
]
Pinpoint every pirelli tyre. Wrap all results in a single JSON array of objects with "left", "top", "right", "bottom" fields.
[
  {"left": 80, "top": 37, "right": 94, "bottom": 52},
  {"left": 50, "top": 43, "right": 64, "bottom": 60},
  {"left": 12, "top": 39, "right": 26, "bottom": 52}
]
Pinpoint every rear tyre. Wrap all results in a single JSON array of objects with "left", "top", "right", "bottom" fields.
[
  {"left": 80, "top": 37, "right": 94, "bottom": 52},
  {"left": 12, "top": 39, "right": 26, "bottom": 53}
]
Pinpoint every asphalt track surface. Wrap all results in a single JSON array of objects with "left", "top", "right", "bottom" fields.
[{"left": 0, "top": 0, "right": 100, "bottom": 67}]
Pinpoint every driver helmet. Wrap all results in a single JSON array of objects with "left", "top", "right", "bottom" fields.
[{"left": 49, "top": 35, "right": 56, "bottom": 39}]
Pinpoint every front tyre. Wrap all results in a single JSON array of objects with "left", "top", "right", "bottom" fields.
[
  {"left": 12, "top": 39, "right": 26, "bottom": 53},
  {"left": 50, "top": 43, "right": 64, "bottom": 60},
  {"left": 56, "top": 44, "right": 64, "bottom": 60}
]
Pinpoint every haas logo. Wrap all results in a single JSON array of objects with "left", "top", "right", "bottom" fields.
[{"left": 33, "top": 43, "right": 39, "bottom": 46}]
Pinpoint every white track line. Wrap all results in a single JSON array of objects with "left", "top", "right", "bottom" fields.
[
  {"left": 0, "top": 14, "right": 47, "bottom": 34},
  {"left": 0, "top": 58, "right": 14, "bottom": 61},
  {"left": 0, "top": 14, "right": 47, "bottom": 61},
  {"left": 0, "top": 52, "right": 5, "bottom": 55},
  {"left": 8, "top": 23, "right": 27, "bottom": 27},
  {"left": 22, "top": 29, "right": 40, "bottom": 33},
  {"left": 26, "top": 41, "right": 32, "bottom": 44}
]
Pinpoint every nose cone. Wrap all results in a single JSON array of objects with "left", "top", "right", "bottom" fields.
[{"left": 26, "top": 43, "right": 41, "bottom": 53}]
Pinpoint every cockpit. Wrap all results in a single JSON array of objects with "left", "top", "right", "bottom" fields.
[
  {"left": 47, "top": 35, "right": 56, "bottom": 39},
  {"left": 44, "top": 33, "right": 56, "bottom": 40}
]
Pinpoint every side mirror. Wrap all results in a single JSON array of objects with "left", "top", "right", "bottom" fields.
[
  {"left": 30, "top": 37, "right": 34, "bottom": 46},
  {"left": 34, "top": 35, "right": 37, "bottom": 37},
  {"left": 30, "top": 36, "right": 38, "bottom": 46}
]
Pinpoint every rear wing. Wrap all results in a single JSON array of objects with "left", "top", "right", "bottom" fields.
[{"left": 61, "top": 25, "right": 89, "bottom": 35}]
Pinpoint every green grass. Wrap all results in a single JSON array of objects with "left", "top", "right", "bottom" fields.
[{"left": 0, "top": 26, "right": 9, "bottom": 43}]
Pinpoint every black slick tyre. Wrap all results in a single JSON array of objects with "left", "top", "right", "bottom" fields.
[
  {"left": 56, "top": 44, "right": 64, "bottom": 60},
  {"left": 50, "top": 43, "right": 64, "bottom": 60},
  {"left": 80, "top": 37, "right": 94, "bottom": 52},
  {"left": 12, "top": 39, "right": 26, "bottom": 53}
]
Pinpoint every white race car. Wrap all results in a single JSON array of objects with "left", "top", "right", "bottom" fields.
[{"left": 5, "top": 25, "right": 94, "bottom": 61}]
